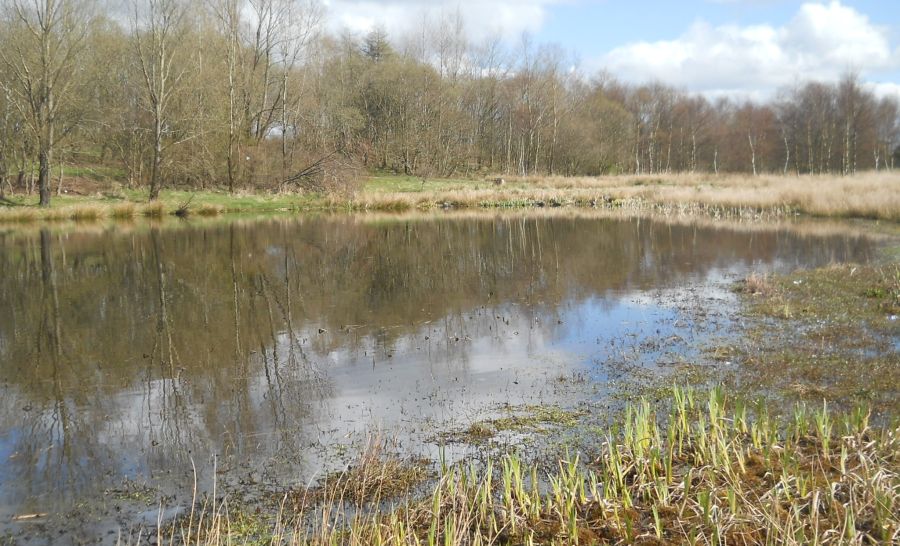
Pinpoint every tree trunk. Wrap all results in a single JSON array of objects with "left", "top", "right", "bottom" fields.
[
  {"left": 783, "top": 134, "right": 790, "bottom": 175},
  {"left": 748, "top": 133, "right": 757, "bottom": 176},
  {"left": 149, "top": 135, "right": 162, "bottom": 201},
  {"left": 57, "top": 154, "right": 64, "bottom": 196},
  {"left": 280, "top": 73, "right": 289, "bottom": 191},
  {"left": 38, "top": 147, "right": 52, "bottom": 207}
]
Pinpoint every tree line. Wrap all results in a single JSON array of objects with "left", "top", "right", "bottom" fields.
[{"left": 1, "top": 0, "right": 898, "bottom": 206}]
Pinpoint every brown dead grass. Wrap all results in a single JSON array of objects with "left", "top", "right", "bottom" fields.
[
  {"left": 194, "top": 203, "right": 225, "bottom": 217},
  {"left": 348, "top": 171, "right": 900, "bottom": 221},
  {"left": 741, "top": 272, "right": 774, "bottom": 297},
  {"left": 3, "top": 171, "right": 898, "bottom": 223},
  {"left": 288, "top": 437, "right": 430, "bottom": 510},
  {"left": 517, "top": 171, "right": 900, "bottom": 221}
]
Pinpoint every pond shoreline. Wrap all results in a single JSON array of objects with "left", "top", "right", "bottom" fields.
[{"left": 2, "top": 171, "right": 900, "bottom": 224}]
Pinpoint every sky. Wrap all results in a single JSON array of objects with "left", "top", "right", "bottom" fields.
[{"left": 321, "top": 0, "right": 900, "bottom": 101}]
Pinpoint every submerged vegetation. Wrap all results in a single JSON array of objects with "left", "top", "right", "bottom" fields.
[
  {"left": 731, "top": 264, "right": 900, "bottom": 413},
  {"left": 153, "top": 387, "right": 899, "bottom": 545},
  {"left": 442, "top": 406, "right": 587, "bottom": 444}
]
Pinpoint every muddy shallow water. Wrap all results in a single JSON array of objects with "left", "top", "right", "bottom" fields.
[{"left": 0, "top": 212, "right": 885, "bottom": 543}]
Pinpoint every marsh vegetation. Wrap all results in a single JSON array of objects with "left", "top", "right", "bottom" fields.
[
  {"left": 147, "top": 387, "right": 900, "bottom": 545},
  {"left": 3, "top": 171, "right": 900, "bottom": 225}
]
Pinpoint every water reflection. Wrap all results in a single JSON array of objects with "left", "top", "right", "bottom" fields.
[{"left": 0, "top": 213, "right": 879, "bottom": 537}]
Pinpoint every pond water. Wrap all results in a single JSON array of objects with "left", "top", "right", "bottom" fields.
[{"left": 0, "top": 212, "right": 883, "bottom": 542}]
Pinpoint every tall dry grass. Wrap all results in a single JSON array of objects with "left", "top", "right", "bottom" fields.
[
  {"left": 0, "top": 202, "right": 177, "bottom": 223},
  {"left": 3, "top": 172, "right": 898, "bottom": 223},
  {"left": 345, "top": 171, "right": 900, "bottom": 220},
  {"left": 520, "top": 171, "right": 900, "bottom": 221}
]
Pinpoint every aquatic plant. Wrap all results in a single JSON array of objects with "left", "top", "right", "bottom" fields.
[{"left": 151, "top": 386, "right": 899, "bottom": 545}]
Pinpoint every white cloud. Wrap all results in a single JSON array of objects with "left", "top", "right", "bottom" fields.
[
  {"left": 321, "top": 0, "right": 558, "bottom": 43},
  {"left": 596, "top": 1, "right": 900, "bottom": 97},
  {"left": 869, "top": 82, "right": 900, "bottom": 102}
]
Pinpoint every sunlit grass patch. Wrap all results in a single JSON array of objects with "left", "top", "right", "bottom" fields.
[{"left": 366, "top": 175, "right": 476, "bottom": 193}]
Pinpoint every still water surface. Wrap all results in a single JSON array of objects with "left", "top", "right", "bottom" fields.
[{"left": 0, "top": 212, "right": 881, "bottom": 540}]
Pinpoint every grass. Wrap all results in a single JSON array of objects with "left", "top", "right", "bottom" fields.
[
  {"left": 110, "top": 203, "right": 138, "bottom": 219},
  {"left": 443, "top": 406, "right": 586, "bottom": 444},
  {"left": 289, "top": 437, "right": 431, "bottom": 508},
  {"left": 4, "top": 171, "right": 900, "bottom": 224},
  {"left": 0, "top": 189, "right": 313, "bottom": 223},
  {"left": 362, "top": 171, "right": 900, "bottom": 221},
  {"left": 151, "top": 386, "right": 899, "bottom": 545},
  {"left": 740, "top": 272, "right": 773, "bottom": 297},
  {"left": 745, "top": 264, "right": 900, "bottom": 321},
  {"left": 727, "top": 264, "right": 900, "bottom": 413},
  {"left": 516, "top": 171, "right": 900, "bottom": 221},
  {"left": 367, "top": 175, "right": 477, "bottom": 193}
]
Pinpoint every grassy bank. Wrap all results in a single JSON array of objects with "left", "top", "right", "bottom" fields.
[
  {"left": 3, "top": 171, "right": 900, "bottom": 224},
  {"left": 151, "top": 386, "right": 898, "bottom": 545}
]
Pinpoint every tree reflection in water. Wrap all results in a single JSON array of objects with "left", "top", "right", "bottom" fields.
[{"left": 0, "top": 213, "right": 879, "bottom": 537}]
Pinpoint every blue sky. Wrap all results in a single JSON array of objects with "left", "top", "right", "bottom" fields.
[
  {"left": 541, "top": 1, "right": 898, "bottom": 58},
  {"left": 324, "top": 0, "right": 900, "bottom": 100}
]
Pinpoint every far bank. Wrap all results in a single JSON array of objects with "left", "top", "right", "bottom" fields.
[{"left": 1, "top": 171, "right": 898, "bottom": 224}]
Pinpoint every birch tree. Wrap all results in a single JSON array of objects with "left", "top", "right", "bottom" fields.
[{"left": 133, "top": 0, "right": 188, "bottom": 201}]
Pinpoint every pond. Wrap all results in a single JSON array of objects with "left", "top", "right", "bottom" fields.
[{"left": 0, "top": 211, "right": 884, "bottom": 543}]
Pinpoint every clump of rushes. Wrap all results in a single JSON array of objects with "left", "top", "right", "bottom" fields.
[
  {"left": 69, "top": 205, "right": 104, "bottom": 221},
  {"left": 141, "top": 201, "right": 166, "bottom": 218},
  {"left": 195, "top": 203, "right": 225, "bottom": 216},
  {"left": 162, "top": 386, "right": 899, "bottom": 545},
  {"left": 741, "top": 271, "right": 772, "bottom": 296},
  {"left": 0, "top": 207, "right": 38, "bottom": 222},
  {"left": 110, "top": 203, "right": 137, "bottom": 219},
  {"left": 290, "top": 438, "right": 431, "bottom": 508}
]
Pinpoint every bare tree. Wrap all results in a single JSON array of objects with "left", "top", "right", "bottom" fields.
[
  {"left": 276, "top": 0, "right": 322, "bottom": 189},
  {"left": 0, "top": 0, "right": 95, "bottom": 206},
  {"left": 133, "top": 0, "right": 188, "bottom": 201}
]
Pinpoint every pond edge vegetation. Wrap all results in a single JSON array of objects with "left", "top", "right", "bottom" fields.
[
  {"left": 4, "top": 171, "right": 900, "bottom": 225},
  {"left": 138, "top": 386, "right": 899, "bottom": 545}
]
